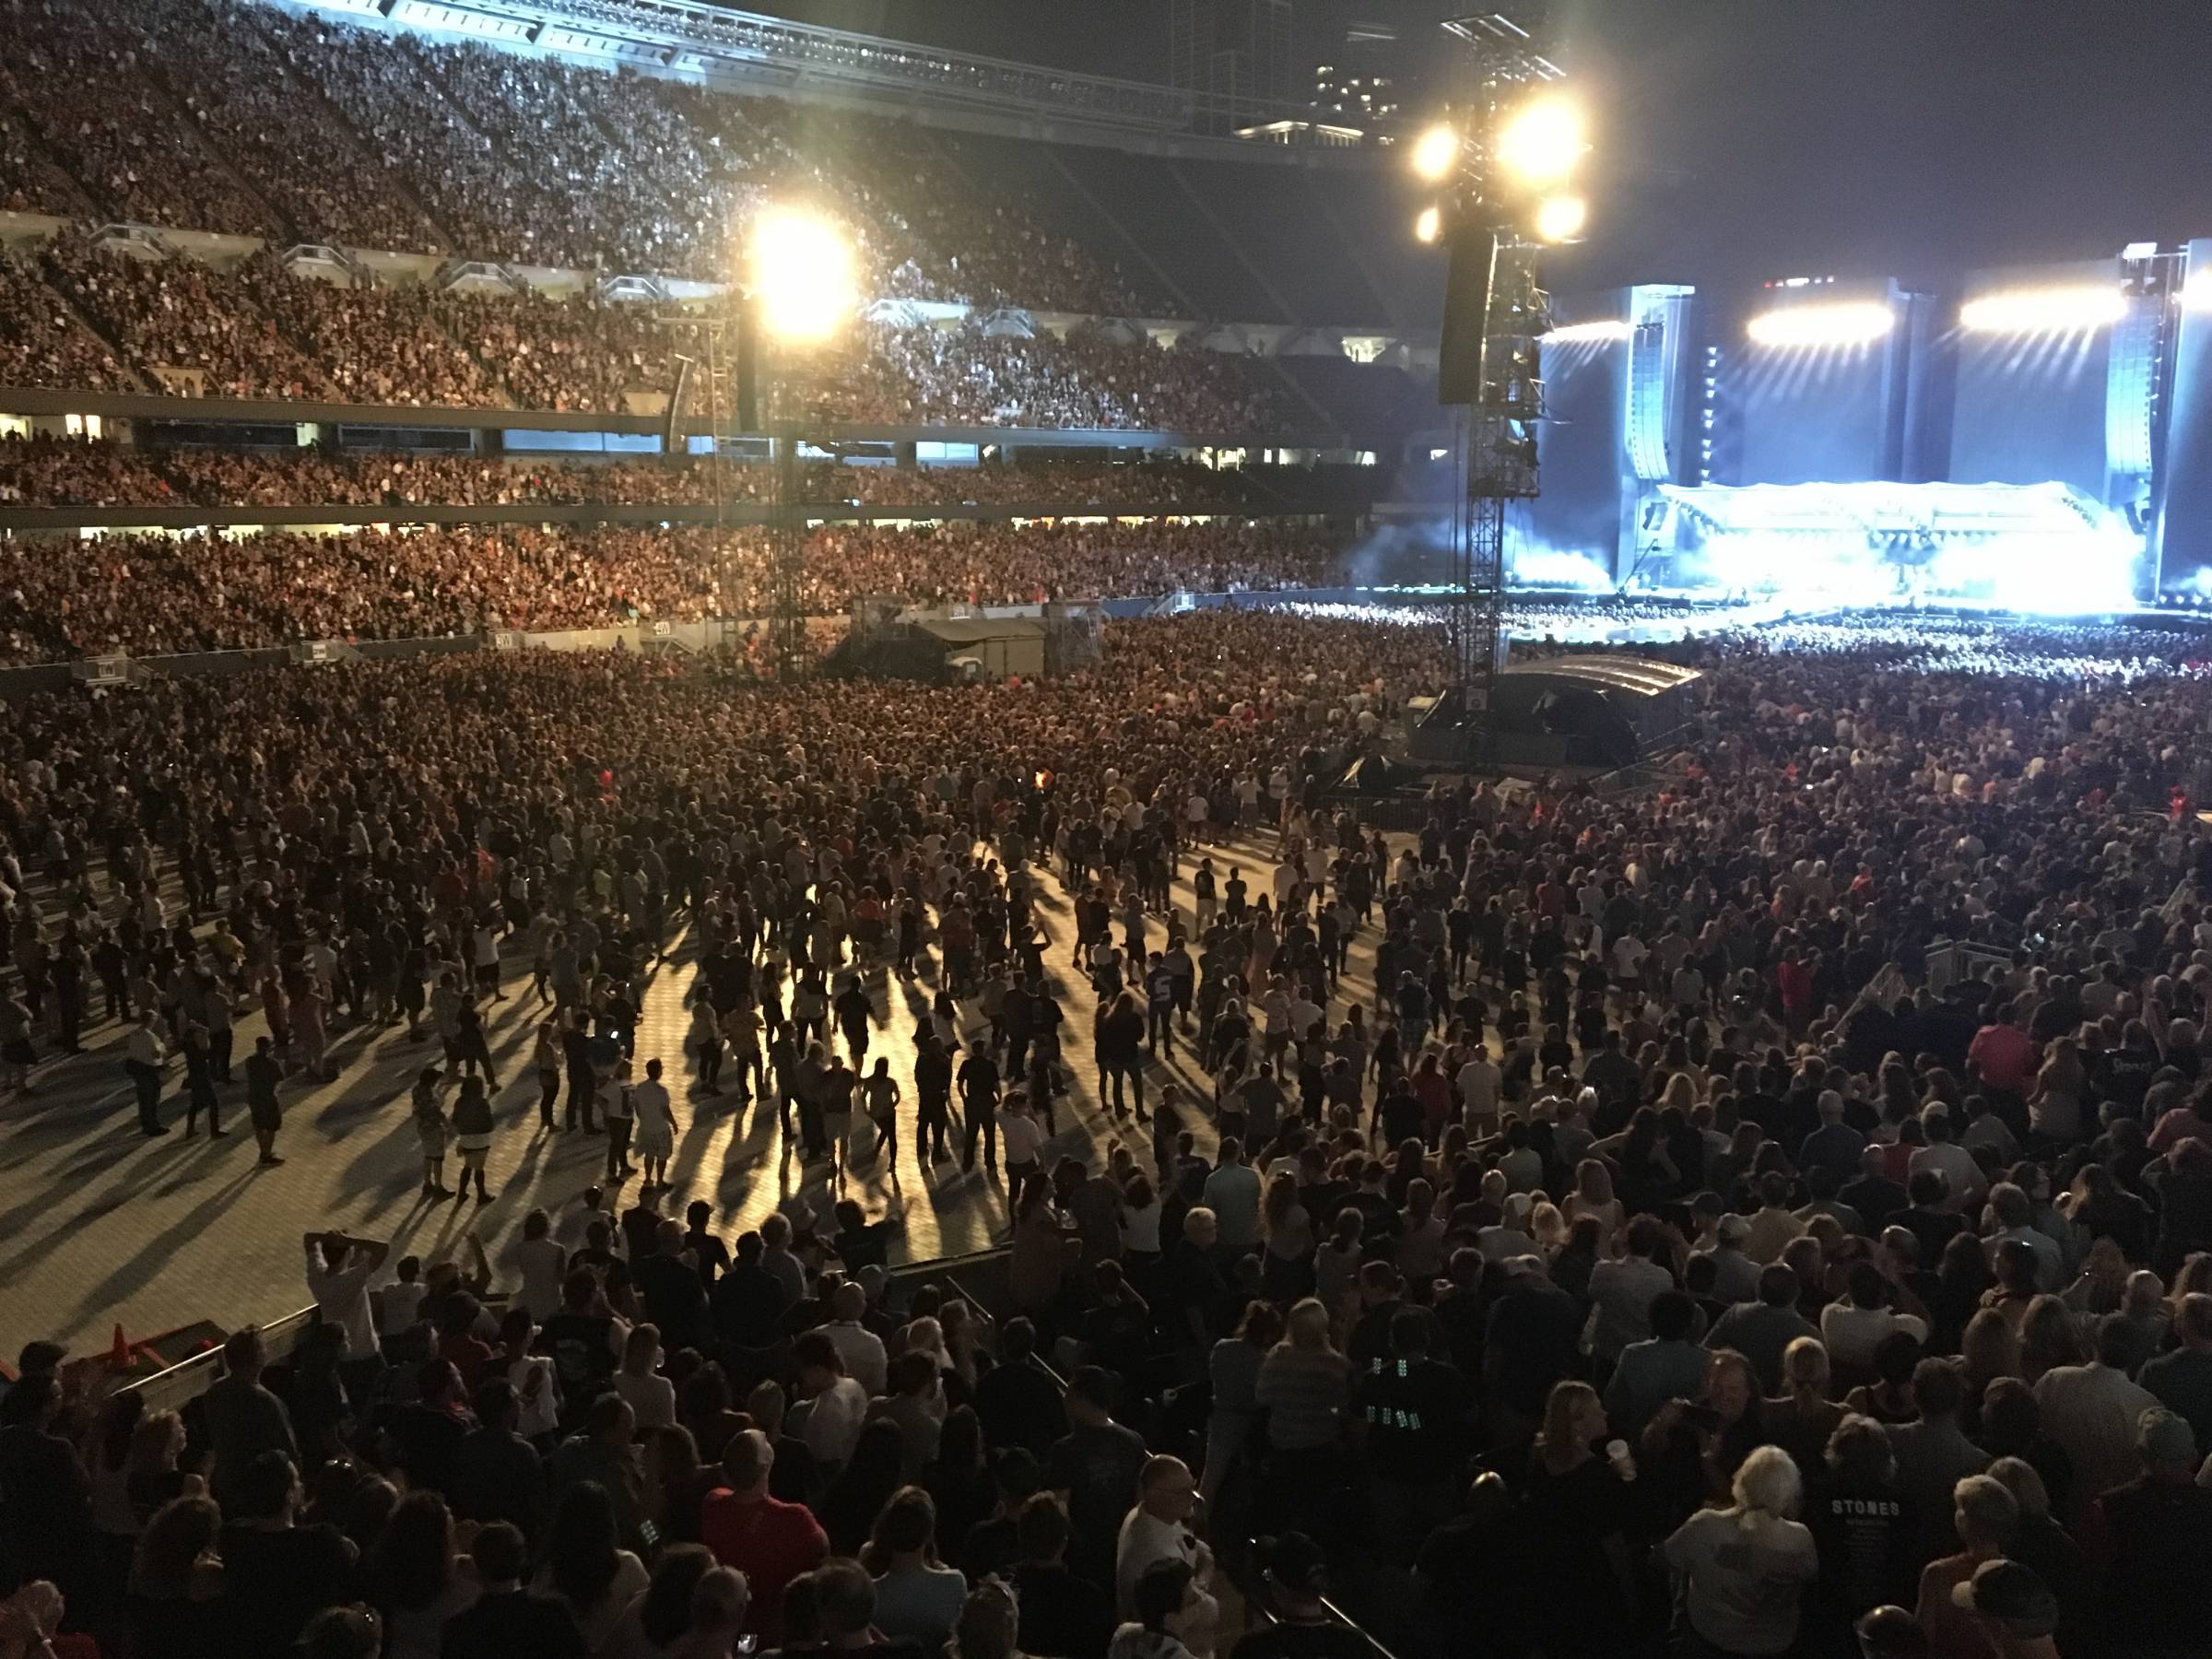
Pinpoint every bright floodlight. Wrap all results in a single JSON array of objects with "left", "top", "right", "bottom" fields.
[
  {"left": 748, "top": 206, "right": 856, "bottom": 343},
  {"left": 1534, "top": 194, "right": 1587, "bottom": 243},
  {"left": 1495, "top": 97, "right": 1584, "bottom": 186},
  {"left": 1414, "top": 205, "right": 1441, "bottom": 244},
  {"left": 1746, "top": 301, "right": 1895, "bottom": 347},
  {"left": 1544, "top": 320, "right": 1632, "bottom": 344},
  {"left": 1959, "top": 285, "right": 2127, "bottom": 333},
  {"left": 1410, "top": 123, "right": 1461, "bottom": 182}
]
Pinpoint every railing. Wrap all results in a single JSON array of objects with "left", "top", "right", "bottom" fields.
[{"left": 119, "top": 1304, "right": 319, "bottom": 1415}]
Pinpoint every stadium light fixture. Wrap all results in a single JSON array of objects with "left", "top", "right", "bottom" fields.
[
  {"left": 1543, "top": 320, "right": 1633, "bottom": 344},
  {"left": 1746, "top": 301, "right": 1895, "bottom": 347},
  {"left": 748, "top": 206, "right": 856, "bottom": 344},
  {"left": 1534, "top": 194, "right": 1587, "bottom": 243},
  {"left": 1410, "top": 123, "right": 1461, "bottom": 182},
  {"left": 1495, "top": 97, "right": 1585, "bottom": 187},
  {"left": 1414, "top": 205, "right": 1442, "bottom": 244},
  {"left": 1959, "top": 285, "right": 2128, "bottom": 333}
]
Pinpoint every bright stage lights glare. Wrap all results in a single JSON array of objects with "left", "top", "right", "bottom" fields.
[
  {"left": 1959, "top": 285, "right": 2128, "bottom": 333},
  {"left": 1495, "top": 97, "right": 1585, "bottom": 186},
  {"left": 1410, "top": 124, "right": 1461, "bottom": 182},
  {"left": 1543, "top": 320, "right": 1633, "bottom": 344},
  {"left": 1534, "top": 194, "right": 1587, "bottom": 243},
  {"left": 747, "top": 206, "right": 856, "bottom": 343},
  {"left": 1745, "top": 301, "right": 1895, "bottom": 347},
  {"left": 1414, "top": 205, "right": 1441, "bottom": 244}
]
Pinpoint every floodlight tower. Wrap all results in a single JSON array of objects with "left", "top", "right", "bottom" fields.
[{"left": 1409, "top": 9, "right": 1583, "bottom": 769}]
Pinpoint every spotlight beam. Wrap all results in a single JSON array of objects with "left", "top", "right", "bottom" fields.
[
  {"left": 1746, "top": 301, "right": 1895, "bottom": 347},
  {"left": 1959, "top": 285, "right": 2128, "bottom": 333}
]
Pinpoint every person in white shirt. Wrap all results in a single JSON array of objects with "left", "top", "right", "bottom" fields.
[
  {"left": 999, "top": 1093, "right": 1047, "bottom": 1189},
  {"left": 513, "top": 1208, "right": 569, "bottom": 1324},
  {"left": 822, "top": 1280, "right": 888, "bottom": 1395},
  {"left": 1818, "top": 1262, "right": 1929, "bottom": 1373},
  {"left": 303, "top": 1230, "right": 389, "bottom": 1357},
  {"left": 1662, "top": 1446, "right": 1818, "bottom": 1656},
  {"left": 1456, "top": 1051, "right": 1502, "bottom": 1130},
  {"left": 124, "top": 1010, "right": 169, "bottom": 1136},
  {"left": 379, "top": 1255, "right": 429, "bottom": 1343},
  {"left": 1908, "top": 1106, "right": 1987, "bottom": 1214},
  {"left": 1115, "top": 1455, "right": 1216, "bottom": 1629},
  {"left": 2034, "top": 1314, "right": 2161, "bottom": 1526},
  {"left": 794, "top": 1329, "right": 871, "bottom": 1468}
]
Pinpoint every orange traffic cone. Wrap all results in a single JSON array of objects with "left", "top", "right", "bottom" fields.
[{"left": 108, "top": 1324, "right": 132, "bottom": 1371}]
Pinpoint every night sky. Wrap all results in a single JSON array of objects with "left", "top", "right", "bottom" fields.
[{"left": 740, "top": 1, "right": 2212, "bottom": 293}]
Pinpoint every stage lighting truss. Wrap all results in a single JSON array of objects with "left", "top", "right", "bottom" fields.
[
  {"left": 1959, "top": 285, "right": 2128, "bottom": 334},
  {"left": 1745, "top": 301, "right": 1895, "bottom": 348}
]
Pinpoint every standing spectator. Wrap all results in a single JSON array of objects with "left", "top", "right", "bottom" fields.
[{"left": 1664, "top": 1445, "right": 1820, "bottom": 1657}]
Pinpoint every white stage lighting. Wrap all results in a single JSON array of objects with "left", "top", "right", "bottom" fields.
[
  {"left": 1414, "top": 205, "right": 1441, "bottom": 244},
  {"left": 1543, "top": 320, "right": 1632, "bottom": 344},
  {"left": 1410, "top": 124, "right": 1461, "bottom": 182},
  {"left": 1746, "top": 301, "right": 1895, "bottom": 347},
  {"left": 1534, "top": 194, "right": 1587, "bottom": 243},
  {"left": 1959, "top": 286, "right": 2126, "bottom": 333},
  {"left": 748, "top": 206, "right": 856, "bottom": 344},
  {"left": 1496, "top": 98, "right": 1584, "bottom": 186}
]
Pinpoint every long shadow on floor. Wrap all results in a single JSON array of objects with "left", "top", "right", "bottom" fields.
[{"left": 65, "top": 1164, "right": 261, "bottom": 1324}]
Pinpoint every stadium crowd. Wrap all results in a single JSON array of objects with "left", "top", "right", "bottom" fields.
[
  {"left": 0, "top": 608, "right": 2208, "bottom": 1658},
  {"left": 0, "top": 0, "right": 1161, "bottom": 313},
  {"left": 0, "top": 520, "right": 1347, "bottom": 661},
  {"left": 3, "top": 245, "right": 1312, "bottom": 431},
  {"left": 0, "top": 435, "right": 1302, "bottom": 514}
]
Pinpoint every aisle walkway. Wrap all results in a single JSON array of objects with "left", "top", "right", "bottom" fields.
[{"left": 0, "top": 830, "right": 1391, "bottom": 1355}]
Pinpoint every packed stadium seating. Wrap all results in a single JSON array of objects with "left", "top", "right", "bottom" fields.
[
  {"left": 0, "top": 433, "right": 1347, "bottom": 512},
  {"left": 0, "top": 517, "right": 1348, "bottom": 662}
]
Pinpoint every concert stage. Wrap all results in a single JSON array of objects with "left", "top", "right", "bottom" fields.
[{"left": 1523, "top": 240, "right": 2212, "bottom": 607}]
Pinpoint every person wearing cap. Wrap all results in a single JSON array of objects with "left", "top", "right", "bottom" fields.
[
  {"left": 2076, "top": 1406, "right": 2212, "bottom": 1655},
  {"left": 1948, "top": 1559, "right": 2060, "bottom": 1659},
  {"left": 1227, "top": 1532, "right": 1369, "bottom": 1659}
]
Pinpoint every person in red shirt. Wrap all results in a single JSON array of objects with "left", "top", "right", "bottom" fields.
[
  {"left": 700, "top": 1428, "right": 828, "bottom": 1645},
  {"left": 1776, "top": 949, "right": 1814, "bottom": 1037},
  {"left": 1967, "top": 1009, "right": 2036, "bottom": 1101}
]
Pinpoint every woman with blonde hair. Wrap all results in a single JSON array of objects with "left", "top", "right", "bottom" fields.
[
  {"left": 1663, "top": 1445, "right": 1818, "bottom": 1656},
  {"left": 1254, "top": 1298, "right": 1351, "bottom": 1458},
  {"left": 1530, "top": 1198, "right": 1570, "bottom": 1255},
  {"left": 1763, "top": 1337, "right": 1843, "bottom": 1474},
  {"left": 1522, "top": 1381, "right": 1638, "bottom": 1647},
  {"left": 1564, "top": 1159, "right": 1624, "bottom": 1245}
]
